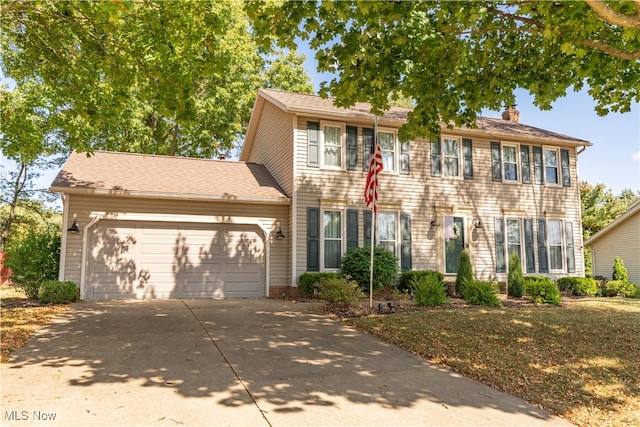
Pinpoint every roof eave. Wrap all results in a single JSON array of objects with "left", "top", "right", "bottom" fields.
[{"left": 584, "top": 203, "right": 640, "bottom": 246}]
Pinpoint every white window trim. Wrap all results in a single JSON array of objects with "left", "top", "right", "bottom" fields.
[
  {"left": 543, "top": 146, "right": 561, "bottom": 187},
  {"left": 502, "top": 142, "right": 520, "bottom": 184},
  {"left": 377, "top": 127, "right": 398, "bottom": 174},
  {"left": 441, "top": 135, "right": 463, "bottom": 179},
  {"left": 320, "top": 208, "right": 344, "bottom": 271},
  {"left": 505, "top": 217, "right": 523, "bottom": 266},
  {"left": 378, "top": 210, "right": 400, "bottom": 261},
  {"left": 546, "top": 218, "right": 565, "bottom": 272},
  {"left": 320, "top": 121, "right": 345, "bottom": 170}
]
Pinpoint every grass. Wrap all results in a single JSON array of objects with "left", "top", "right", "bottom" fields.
[
  {"left": 1, "top": 285, "right": 69, "bottom": 362},
  {"left": 345, "top": 298, "right": 640, "bottom": 427}
]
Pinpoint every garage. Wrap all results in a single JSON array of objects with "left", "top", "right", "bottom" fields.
[{"left": 85, "top": 220, "right": 265, "bottom": 299}]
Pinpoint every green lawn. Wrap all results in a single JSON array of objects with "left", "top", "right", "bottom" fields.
[{"left": 345, "top": 298, "right": 640, "bottom": 427}]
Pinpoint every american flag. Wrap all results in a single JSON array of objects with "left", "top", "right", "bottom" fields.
[{"left": 364, "top": 138, "right": 383, "bottom": 213}]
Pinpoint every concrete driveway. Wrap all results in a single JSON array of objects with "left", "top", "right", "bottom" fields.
[{"left": 1, "top": 299, "right": 572, "bottom": 426}]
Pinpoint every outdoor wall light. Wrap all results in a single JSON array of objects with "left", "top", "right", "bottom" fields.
[
  {"left": 430, "top": 218, "right": 439, "bottom": 227},
  {"left": 474, "top": 219, "right": 483, "bottom": 229},
  {"left": 67, "top": 219, "right": 80, "bottom": 233},
  {"left": 275, "top": 228, "right": 286, "bottom": 239}
]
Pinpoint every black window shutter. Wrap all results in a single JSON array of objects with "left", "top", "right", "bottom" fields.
[
  {"left": 565, "top": 221, "right": 575, "bottom": 273},
  {"left": 307, "top": 122, "right": 319, "bottom": 168},
  {"left": 495, "top": 218, "right": 506, "bottom": 273},
  {"left": 363, "top": 210, "right": 372, "bottom": 245},
  {"left": 491, "top": 142, "right": 502, "bottom": 182},
  {"left": 524, "top": 219, "right": 536, "bottom": 273},
  {"left": 533, "top": 146, "right": 543, "bottom": 184},
  {"left": 346, "top": 209, "right": 359, "bottom": 250},
  {"left": 400, "top": 139, "right": 410, "bottom": 175},
  {"left": 462, "top": 138, "right": 473, "bottom": 179},
  {"left": 521, "top": 145, "right": 531, "bottom": 184},
  {"left": 346, "top": 126, "right": 358, "bottom": 171},
  {"left": 400, "top": 213, "right": 412, "bottom": 271},
  {"left": 560, "top": 149, "right": 571, "bottom": 187},
  {"left": 538, "top": 219, "right": 549, "bottom": 273},
  {"left": 431, "top": 138, "right": 441, "bottom": 177},
  {"left": 307, "top": 208, "right": 320, "bottom": 271},
  {"left": 362, "top": 128, "right": 373, "bottom": 171}
]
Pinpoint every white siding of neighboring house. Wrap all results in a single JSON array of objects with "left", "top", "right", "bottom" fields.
[{"left": 61, "top": 194, "right": 290, "bottom": 291}]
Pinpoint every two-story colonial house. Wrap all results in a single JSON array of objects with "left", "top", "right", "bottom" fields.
[{"left": 52, "top": 89, "right": 590, "bottom": 299}]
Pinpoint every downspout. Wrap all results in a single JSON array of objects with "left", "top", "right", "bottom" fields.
[{"left": 576, "top": 144, "right": 588, "bottom": 276}]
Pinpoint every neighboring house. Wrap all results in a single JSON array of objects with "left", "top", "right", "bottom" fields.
[
  {"left": 52, "top": 89, "right": 591, "bottom": 300},
  {"left": 584, "top": 199, "right": 640, "bottom": 284}
]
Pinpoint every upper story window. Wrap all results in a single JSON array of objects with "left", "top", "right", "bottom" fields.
[
  {"left": 432, "top": 137, "right": 472, "bottom": 179},
  {"left": 443, "top": 138, "right": 460, "bottom": 177},
  {"left": 503, "top": 145, "right": 519, "bottom": 182},
  {"left": 378, "top": 131, "right": 396, "bottom": 172},
  {"left": 544, "top": 148, "right": 559, "bottom": 185},
  {"left": 322, "top": 123, "right": 343, "bottom": 168}
]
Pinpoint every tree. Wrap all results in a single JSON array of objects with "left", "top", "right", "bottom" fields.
[
  {"left": 580, "top": 182, "right": 639, "bottom": 240},
  {"left": 507, "top": 253, "right": 525, "bottom": 298},
  {"left": 247, "top": 1, "right": 640, "bottom": 139},
  {"left": 1, "top": 1, "right": 313, "bottom": 158},
  {"left": 455, "top": 250, "right": 474, "bottom": 297}
]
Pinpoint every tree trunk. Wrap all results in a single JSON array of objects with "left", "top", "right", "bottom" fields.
[{"left": 0, "top": 161, "right": 28, "bottom": 249}]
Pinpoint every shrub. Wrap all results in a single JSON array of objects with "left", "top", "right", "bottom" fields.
[
  {"left": 4, "top": 226, "right": 61, "bottom": 300},
  {"left": 38, "top": 280, "right": 79, "bottom": 304},
  {"left": 340, "top": 246, "right": 398, "bottom": 290},
  {"left": 463, "top": 280, "right": 501, "bottom": 307},
  {"left": 297, "top": 272, "right": 340, "bottom": 296},
  {"left": 557, "top": 277, "right": 598, "bottom": 296},
  {"left": 399, "top": 270, "right": 444, "bottom": 293},
  {"left": 455, "top": 250, "right": 474, "bottom": 297},
  {"left": 507, "top": 253, "right": 525, "bottom": 298},
  {"left": 632, "top": 284, "right": 640, "bottom": 299},
  {"left": 410, "top": 273, "right": 448, "bottom": 307},
  {"left": 602, "top": 280, "right": 637, "bottom": 297},
  {"left": 525, "top": 276, "right": 561, "bottom": 305},
  {"left": 612, "top": 256, "right": 629, "bottom": 282},
  {"left": 316, "top": 276, "right": 364, "bottom": 307}
]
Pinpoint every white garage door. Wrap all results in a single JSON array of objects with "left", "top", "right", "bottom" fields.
[{"left": 86, "top": 220, "right": 265, "bottom": 299}]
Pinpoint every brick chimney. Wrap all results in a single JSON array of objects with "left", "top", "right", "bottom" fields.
[{"left": 502, "top": 106, "right": 520, "bottom": 123}]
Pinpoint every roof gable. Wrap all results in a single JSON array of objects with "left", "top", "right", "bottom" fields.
[
  {"left": 585, "top": 200, "right": 640, "bottom": 246},
  {"left": 50, "top": 151, "right": 290, "bottom": 204}
]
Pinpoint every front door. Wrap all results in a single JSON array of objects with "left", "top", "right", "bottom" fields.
[{"left": 444, "top": 216, "right": 465, "bottom": 274}]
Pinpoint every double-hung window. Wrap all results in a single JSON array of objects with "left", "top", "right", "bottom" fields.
[
  {"left": 547, "top": 219, "right": 564, "bottom": 271},
  {"left": 443, "top": 138, "right": 460, "bottom": 177},
  {"left": 544, "top": 148, "right": 559, "bottom": 185},
  {"left": 503, "top": 145, "right": 519, "bottom": 182},
  {"left": 323, "top": 210, "right": 342, "bottom": 269},
  {"left": 322, "top": 123, "right": 343, "bottom": 168},
  {"left": 378, "top": 131, "right": 396, "bottom": 172},
  {"left": 378, "top": 212, "right": 397, "bottom": 256},
  {"left": 506, "top": 219, "right": 522, "bottom": 261}
]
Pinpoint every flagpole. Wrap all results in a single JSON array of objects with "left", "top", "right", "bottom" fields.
[{"left": 369, "top": 116, "right": 378, "bottom": 309}]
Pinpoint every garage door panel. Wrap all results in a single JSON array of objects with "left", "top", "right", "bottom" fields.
[{"left": 87, "top": 221, "right": 264, "bottom": 299}]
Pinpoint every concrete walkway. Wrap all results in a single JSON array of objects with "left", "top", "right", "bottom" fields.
[{"left": 1, "top": 299, "right": 572, "bottom": 426}]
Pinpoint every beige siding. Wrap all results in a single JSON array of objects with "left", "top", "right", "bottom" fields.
[
  {"left": 61, "top": 195, "right": 290, "bottom": 293},
  {"left": 244, "top": 101, "right": 295, "bottom": 196},
  {"left": 293, "top": 115, "right": 584, "bottom": 282},
  {"left": 590, "top": 212, "right": 640, "bottom": 284}
]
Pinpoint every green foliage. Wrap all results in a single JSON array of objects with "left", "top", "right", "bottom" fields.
[
  {"left": 316, "top": 276, "right": 364, "bottom": 308},
  {"left": 557, "top": 277, "right": 598, "bottom": 296},
  {"left": 340, "top": 246, "right": 398, "bottom": 291},
  {"left": 525, "top": 276, "right": 561, "bottom": 305},
  {"left": 4, "top": 225, "right": 61, "bottom": 300},
  {"left": 602, "top": 280, "right": 637, "bottom": 298},
  {"left": 398, "top": 270, "right": 443, "bottom": 293},
  {"left": 455, "top": 250, "right": 473, "bottom": 297},
  {"left": 463, "top": 280, "right": 501, "bottom": 307},
  {"left": 297, "top": 272, "right": 340, "bottom": 296},
  {"left": 581, "top": 182, "right": 639, "bottom": 241},
  {"left": 410, "top": 273, "right": 448, "bottom": 307},
  {"left": 38, "top": 280, "right": 79, "bottom": 304},
  {"left": 612, "top": 256, "right": 629, "bottom": 282},
  {"left": 632, "top": 284, "right": 640, "bottom": 299},
  {"left": 248, "top": 2, "right": 640, "bottom": 141},
  {"left": 507, "top": 253, "right": 525, "bottom": 298}
]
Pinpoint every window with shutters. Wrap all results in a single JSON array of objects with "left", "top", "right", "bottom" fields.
[
  {"left": 322, "top": 210, "right": 342, "bottom": 270},
  {"left": 544, "top": 148, "right": 560, "bottom": 185},
  {"left": 443, "top": 137, "right": 461, "bottom": 177},
  {"left": 506, "top": 219, "right": 522, "bottom": 262},
  {"left": 378, "top": 131, "right": 396, "bottom": 172},
  {"left": 502, "top": 145, "right": 519, "bottom": 182},
  {"left": 433, "top": 136, "right": 471, "bottom": 179},
  {"left": 321, "top": 122, "right": 344, "bottom": 169},
  {"left": 379, "top": 212, "right": 397, "bottom": 256},
  {"left": 547, "top": 219, "right": 564, "bottom": 271}
]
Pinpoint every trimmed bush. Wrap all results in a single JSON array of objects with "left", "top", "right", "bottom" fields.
[
  {"left": 38, "top": 280, "right": 79, "bottom": 304},
  {"left": 410, "top": 273, "right": 448, "bottom": 307},
  {"left": 525, "top": 276, "right": 561, "bottom": 305},
  {"left": 399, "top": 270, "right": 444, "bottom": 293},
  {"left": 464, "top": 280, "right": 501, "bottom": 307},
  {"left": 507, "top": 253, "right": 525, "bottom": 298},
  {"left": 455, "top": 250, "right": 474, "bottom": 297},
  {"left": 340, "top": 246, "right": 398, "bottom": 291},
  {"left": 602, "top": 280, "right": 637, "bottom": 297},
  {"left": 612, "top": 256, "right": 629, "bottom": 282},
  {"left": 316, "top": 276, "right": 364, "bottom": 307},
  {"left": 297, "top": 272, "right": 340, "bottom": 296},
  {"left": 4, "top": 226, "right": 61, "bottom": 300},
  {"left": 632, "top": 284, "right": 640, "bottom": 299},
  {"left": 557, "top": 277, "right": 598, "bottom": 296}
]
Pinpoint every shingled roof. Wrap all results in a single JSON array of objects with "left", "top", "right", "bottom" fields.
[
  {"left": 250, "top": 88, "right": 591, "bottom": 146},
  {"left": 50, "top": 151, "right": 290, "bottom": 204}
]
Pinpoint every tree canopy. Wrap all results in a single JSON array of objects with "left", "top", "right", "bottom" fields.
[
  {"left": 1, "top": 0, "right": 313, "bottom": 158},
  {"left": 247, "top": 0, "right": 640, "bottom": 139}
]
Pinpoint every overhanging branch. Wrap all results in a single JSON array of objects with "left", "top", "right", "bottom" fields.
[{"left": 585, "top": 0, "right": 640, "bottom": 30}]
